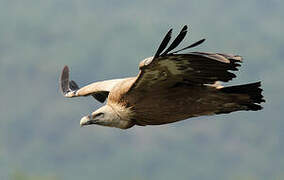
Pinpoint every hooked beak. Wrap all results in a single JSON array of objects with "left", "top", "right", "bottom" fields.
[{"left": 80, "top": 115, "right": 97, "bottom": 127}]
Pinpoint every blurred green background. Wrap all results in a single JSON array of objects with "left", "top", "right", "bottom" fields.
[{"left": 0, "top": 0, "right": 283, "bottom": 179}]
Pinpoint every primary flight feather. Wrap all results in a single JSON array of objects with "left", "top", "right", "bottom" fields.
[{"left": 60, "top": 25, "right": 265, "bottom": 129}]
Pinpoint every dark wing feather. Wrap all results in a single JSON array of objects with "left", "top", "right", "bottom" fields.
[
  {"left": 69, "top": 80, "right": 79, "bottom": 90},
  {"left": 171, "top": 39, "right": 206, "bottom": 54},
  {"left": 60, "top": 66, "right": 80, "bottom": 94},
  {"left": 154, "top": 28, "right": 172, "bottom": 58},
  {"left": 91, "top": 91, "right": 109, "bottom": 103},
  {"left": 161, "top": 25, "right": 188, "bottom": 56},
  {"left": 130, "top": 53, "right": 242, "bottom": 92},
  {"left": 60, "top": 65, "right": 71, "bottom": 94}
]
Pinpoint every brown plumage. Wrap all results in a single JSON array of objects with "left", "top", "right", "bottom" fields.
[{"left": 59, "top": 25, "right": 265, "bottom": 129}]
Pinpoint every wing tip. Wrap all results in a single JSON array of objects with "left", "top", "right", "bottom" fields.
[
  {"left": 59, "top": 65, "right": 81, "bottom": 98},
  {"left": 161, "top": 25, "right": 189, "bottom": 56},
  {"left": 154, "top": 28, "right": 173, "bottom": 58},
  {"left": 60, "top": 66, "right": 69, "bottom": 93},
  {"left": 182, "top": 25, "right": 188, "bottom": 31},
  {"left": 155, "top": 25, "right": 206, "bottom": 57},
  {"left": 62, "top": 65, "right": 69, "bottom": 76}
]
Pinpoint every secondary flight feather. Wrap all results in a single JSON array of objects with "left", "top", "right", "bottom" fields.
[{"left": 60, "top": 25, "right": 265, "bottom": 129}]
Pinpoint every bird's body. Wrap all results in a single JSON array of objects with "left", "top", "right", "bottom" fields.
[{"left": 60, "top": 25, "right": 265, "bottom": 129}]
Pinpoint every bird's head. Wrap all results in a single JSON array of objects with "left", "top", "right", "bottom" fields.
[{"left": 80, "top": 105, "right": 119, "bottom": 127}]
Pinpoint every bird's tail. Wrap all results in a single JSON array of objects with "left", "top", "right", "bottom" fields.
[{"left": 217, "top": 82, "right": 265, "bottom": 114}]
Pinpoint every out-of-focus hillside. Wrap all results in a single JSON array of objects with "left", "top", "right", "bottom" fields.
[{"left": 0, "top": 0, "right": 283, "bottom": 180}]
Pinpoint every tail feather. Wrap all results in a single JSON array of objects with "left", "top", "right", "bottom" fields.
[{"left": 218, "top": 81, "right": 265, "bottom": 113}]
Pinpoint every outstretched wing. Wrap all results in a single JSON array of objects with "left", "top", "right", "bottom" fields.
[
  {"left": 60, "top": 65, "right": 131, "bottom": 103},
  {"left": 129, "top": 25, "right": 242, "bottom": 92}
]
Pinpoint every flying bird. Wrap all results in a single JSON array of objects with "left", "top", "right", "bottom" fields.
[{"left": 60, "top": 25, "right": 265, "bottom": 129}]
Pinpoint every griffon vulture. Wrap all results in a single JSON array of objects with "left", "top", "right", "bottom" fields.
[{"left": 60, "top": 25, "right": 265, "bottom": 129}]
